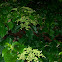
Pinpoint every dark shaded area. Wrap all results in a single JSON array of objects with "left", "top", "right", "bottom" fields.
[{"left": 0, "top": 0, "right": 62, "bottom": 62}]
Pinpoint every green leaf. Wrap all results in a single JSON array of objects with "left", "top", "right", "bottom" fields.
[
  {"left": 59, "top": 52, "right": 62, "bottom": 55},
  {"left": 2, "top": 48, "right": 17, "bottom": 62},
  {"left": 26, "top": 29, "right": 33, "bottom": 39},
  {"left": 11, "top": 8, "right": 17, "bottom": 11},
  {"left": 12, "top": 42, "right": 25, "bottom": 53},
  {"left": 29, "top": 15, "right": 35, "bottom": 20},
  {"left": 0, "top": 23, "right": 8, "bottom": 38},
  {"left": 7, "top": 21, "right": 14, "bottom": 30}
]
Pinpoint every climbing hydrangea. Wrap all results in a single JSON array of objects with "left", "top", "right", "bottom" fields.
[
  {"left": 16, "top": 7, "right": 39, "bottom": 30},
  {"left": 17, "top": 47, "right": 46, "bottom": 62}
]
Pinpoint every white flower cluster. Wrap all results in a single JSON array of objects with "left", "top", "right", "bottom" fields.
[
  {"left": 16, "top": 7, "right": 38, "bottom": 30},
  {"left": 17, "top": 16, "right": 38, "bottom": 30},
  {"left": 17, "top": 47, "right": 45, "bottom": 62}
]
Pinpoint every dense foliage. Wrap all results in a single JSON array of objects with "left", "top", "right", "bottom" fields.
[{"left": 0, "top": 0, "right": 62, "bottom": 62}]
